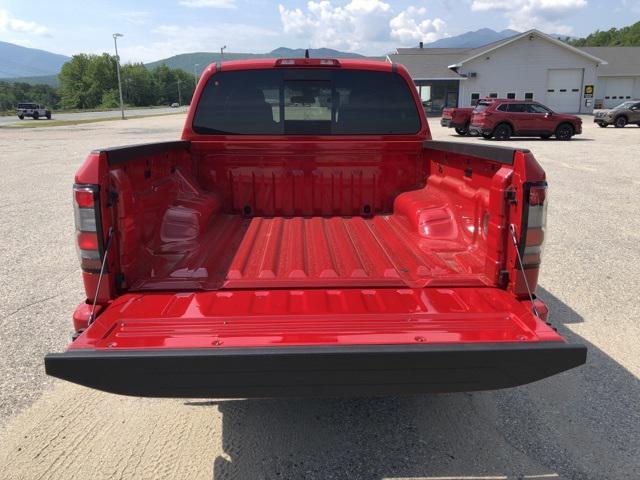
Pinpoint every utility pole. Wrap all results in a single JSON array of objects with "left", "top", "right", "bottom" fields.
[
  {"left": 220, "top": 45, "right": 227, "bottom": 62},
  {"left": 177, "top": 79, "right": 182, "bottom": 106},
  {"left": 112, "top": 33, "right": 125, "bottom": 119},
  {"left": 193, "top": 63, "right": 200, "bottom": 87}
]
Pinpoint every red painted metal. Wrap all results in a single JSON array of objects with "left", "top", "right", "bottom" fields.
[
  {"left": 470, "top": 99, "right": 582, "bottom": 136},
  {"left": 69, "top": 287, "right": 564, "bottom": 351},
  {"left": 64, "top": 61, "right": 565, "bottom": 361}
]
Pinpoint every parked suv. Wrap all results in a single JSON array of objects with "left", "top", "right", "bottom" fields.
[
  {"left": 16, "top": 103, "right": 51, "bottom": 120},
  {"left": 470, "top": 99, "right": 582, "bottom": 140},
  {"left": 593, "top": 100, "right": 640, "bottom": 128}
]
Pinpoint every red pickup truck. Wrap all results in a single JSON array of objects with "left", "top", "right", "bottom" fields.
[
  {"left": 441, "top": 107, "right": 475, "bottom": 135},
  {"left": 45, "top": 59, "right": 586, "bottom": 398}
]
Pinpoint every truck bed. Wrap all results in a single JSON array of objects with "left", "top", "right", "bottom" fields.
[
  {"left": 133, "top": 213, "right": 488, "bottom": 290},
  {"left": 106, "top": 141, "right": 503, "bottom": 292}
]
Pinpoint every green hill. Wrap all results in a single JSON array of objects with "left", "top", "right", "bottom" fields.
[{"left": 569, "top": 21, "right": 640, "bottom": 47}]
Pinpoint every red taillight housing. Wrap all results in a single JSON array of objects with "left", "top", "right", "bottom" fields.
[
  {"left": 513, "top": 182, "right": 547, "bottom": 296},
  {"left": 521, "top": 184, "right": 547, "bottom": 266},
  {"left": 73, "top": 184, "right": 103, "bottom": 271}
]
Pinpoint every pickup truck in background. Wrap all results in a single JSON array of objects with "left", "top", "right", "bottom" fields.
[
  {"left": 441, "top": 107, "right": 475, "bottom": 135},
  {"left": 45, "top": 59, "right": 586, "bottom": 398}
]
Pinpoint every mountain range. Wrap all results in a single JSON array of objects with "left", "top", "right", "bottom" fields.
[
  {"left": 1, "top": 29, "right": 575, "bottom": 84},
  {"left": 424, "top": 28, "right": 574, "bottom": 48},
  {"left": 145, "top": 47, "right": 375, "bottom": 71},
  {"left": 0, "top": 41, "right": 70, "bottom": 78}
]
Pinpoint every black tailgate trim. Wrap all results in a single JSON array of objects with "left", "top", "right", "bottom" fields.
[
  {"left": 45, "top": 342, "right": 586, "bottom": 398},
  {"left": 93, "top": 140, "right": 190, "bottom": 165},
  {"left": 424, "top": 140, "right": 530, "bottom": 165}
]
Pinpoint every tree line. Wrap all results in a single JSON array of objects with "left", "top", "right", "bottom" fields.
[
  {"left": 0, "top": 82, "right": 60, "bottom": 112},
  {"left": 568, "top": 21, "right": 640, "bottom": 47},
  {"left": 0, "top": 53, "right": 197, "bottom": 112}
]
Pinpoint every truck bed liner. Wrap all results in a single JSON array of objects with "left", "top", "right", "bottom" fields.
[{"left": 134, "top": 214, "right": 489, "bottom": 290}]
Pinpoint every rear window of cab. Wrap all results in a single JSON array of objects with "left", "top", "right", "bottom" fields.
[
  {"left": 473, "top": 102, "right": 492, "bottom": 112},
  {"left": 192, "top": 69, "right": 421, "bottom": 135}
]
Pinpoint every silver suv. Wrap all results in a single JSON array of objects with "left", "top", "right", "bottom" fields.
[
  {"left": 594, "top": 100, "right": 640, "bottom": 128},
  {"left": 16, "top": 103, "right": 52, "bottom": 120}
]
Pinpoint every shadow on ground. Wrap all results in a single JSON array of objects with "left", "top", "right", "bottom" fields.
[{"left": 189, "top": 287, "right": 639, "bottom": 480}]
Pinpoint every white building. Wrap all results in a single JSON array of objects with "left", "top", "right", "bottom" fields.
[
  {"left": 389, "top": 29, "right": 640, "bottom": 114},
  {"left": 580, "top": 47, "right": 640, "bottom": 108}
]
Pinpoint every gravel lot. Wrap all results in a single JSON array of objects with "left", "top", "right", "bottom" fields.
[{"left": 0, "top": 115, "right": 638, "bottom": 479}]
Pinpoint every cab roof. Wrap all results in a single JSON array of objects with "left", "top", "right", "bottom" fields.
[{"left": 200, "top": 58, "right": 399, "bottom": 76}]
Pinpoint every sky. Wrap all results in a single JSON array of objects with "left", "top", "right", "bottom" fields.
[{"left": 1, "top": 0, "right": 639, "bottom": 62}]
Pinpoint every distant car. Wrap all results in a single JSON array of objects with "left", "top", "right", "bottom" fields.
[
  {"left": 16, "top": 103, "right": 51, "bottom": 120},
  {"left": 441, "top": 107, "right": 475, "bottom": 135},
  {"left": 469, "top": 99, "right": 582, "bottom": 141},
  {"left": 593, "top": 100, "right": 640, "bottom": 128},
  {"left": 170, "top": 102, "right": 180, "bottom": 108}
]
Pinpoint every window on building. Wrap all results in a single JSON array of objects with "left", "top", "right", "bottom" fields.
[
  {"left": 525, "top": 92, "right": 534, "bottom": 100},
  {"left": 471, "top": 93, "right": 480, "bottom": 105},
  {"left": 547, "top": 89, "right": 555, "bottom": 92},
  {"left": 419, "top": 85, "right": 431, "bottom": 103},
  {"left": 488, "top": 93, "right": 498, "bottom": 98},
  {"left": 507, "top": 92, "right": 516, "bottom": 99}
]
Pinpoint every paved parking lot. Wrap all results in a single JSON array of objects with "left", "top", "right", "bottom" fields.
[{"left": 0, "top": 115, "right": 638, "bottom": 479}]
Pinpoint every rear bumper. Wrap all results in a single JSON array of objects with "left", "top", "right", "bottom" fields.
[
  {"left": 469, "top": 125, "right": 491, "bottom": 135},
  {"left": 45, "top": 342, "right": 586, "bottom": 398},
  {"left": 440, "top": 118, "right": 466, "bottom": 129},
  {"left": 593, "top": 117, "right": 610, "bottom": 124}
]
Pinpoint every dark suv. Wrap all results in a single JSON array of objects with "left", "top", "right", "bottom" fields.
[
  {"left": 594, "top": 100, "right": 640, "bottom": 128},
  {"left": 469, "top": 99, "right": 582, "bottom": 140}
]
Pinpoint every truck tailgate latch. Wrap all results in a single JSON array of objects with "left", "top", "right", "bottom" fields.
[{"left": 508, "top": 224, "right": 540, "bottom": 319}]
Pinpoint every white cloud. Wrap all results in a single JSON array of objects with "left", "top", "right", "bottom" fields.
[
  {"left": 390, "top": 7, "right": 446, "bottom": 44},
  {"left": 278, "top": 1, "right": 447, "bottom": 53},
  {"left": 178, "top": 0, "right": 237, "bottom": 8},
  {"left": 470, "top": 0, "right": 588, "bottom": 34},
  {"left": 0, "top": 9, "right": 49, "bottom": 36}
]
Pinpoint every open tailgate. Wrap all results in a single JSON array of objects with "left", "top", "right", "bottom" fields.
[{"left": 45, "top": 287, "right": 586, "bottom": 397}]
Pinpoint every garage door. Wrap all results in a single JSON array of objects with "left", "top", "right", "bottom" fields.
[
  {"left": 603, "top": 77, "right": 634, "bottom": 108},
  {"left": 546, "top": 69, "right": 583, "bottom": 112}
]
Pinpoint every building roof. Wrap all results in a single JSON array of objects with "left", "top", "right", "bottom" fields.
[
  {"left": 447, "top": 30, "right": 606, "bottom": 68},
  {"left": 387, "top": 50, "right": 471, "bottom": 79},
  {"left": 389, "top": 29, "right": 608, "bottom": 80},
  {"left": 579, "top": 47, "right": 640, "bottom": 76}
]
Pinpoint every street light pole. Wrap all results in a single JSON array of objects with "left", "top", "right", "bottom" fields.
[
  {"left": 220, "top": 45, "right": 227, "bottom": 62},
  {"left": 193, "top": 63, "right": 200, "bottom": 87},
  {"left": 177, "top": 79, "right": 182, "bottom": 106},
  {"left": 112, "top": 33, "right": 125, "bottom": 120}
]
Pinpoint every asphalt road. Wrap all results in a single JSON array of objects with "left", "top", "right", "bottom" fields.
[
  {"left": 0, "top": 106, "right": 187, "bottom": 126},
  {"left": 0, "top": 116, "right": 638, "bottom": 479}
]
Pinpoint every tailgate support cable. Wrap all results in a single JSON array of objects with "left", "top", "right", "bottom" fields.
[
  {"left": 508, "top": 224, "right": 541, "bottom": 319},
  {"left": 89, "top": 226, "right": 114, "bottom": 326}
]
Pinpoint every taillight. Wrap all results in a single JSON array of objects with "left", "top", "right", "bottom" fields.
[
  {"left": 521, "top": 183, "right": 547, "bottom": 267},
  {"left": 73, "top": 184, "right": 103, "bottom": 271}
]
